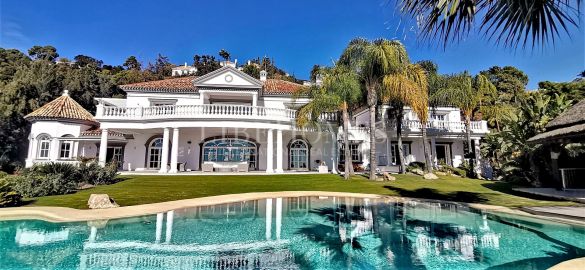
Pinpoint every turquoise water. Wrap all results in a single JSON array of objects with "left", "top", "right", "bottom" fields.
[{"left": 0, "top": 197, "right": 584, "bottom": 269}]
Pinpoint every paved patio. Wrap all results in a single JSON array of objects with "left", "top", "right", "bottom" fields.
[
  {"left": 513, "top": 188, "right": 585, "bottom": 203},
  {"left": 521, "top": 206, "right": 585, "bottom": 221}
]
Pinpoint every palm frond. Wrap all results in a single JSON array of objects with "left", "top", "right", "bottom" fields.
[{"left": 398, "top": 0, "right": 582, "bottom": 48}]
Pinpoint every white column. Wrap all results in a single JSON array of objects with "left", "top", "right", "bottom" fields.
[
  {"left": 159, "top": 128, "right": 170, "bottom": 173},
  {"left": 26, "top": 137, "right": 36, "bottom": 167},
  {"left": 275, "top": 129, "right": 283, "bottom": 173},
  {"left": 266, "top": 129, "right": 274, "bottom": 173},
  {"left": 89, "top": 226, "right": 97, "bottom": 242},
  {"left": 155, "top": 212, "right": 164, "bottom": 243},
  {"left": 98, "top": 129, "right": 108, "bottom": 166},
  {"left": 252, "top": 93, "right": 258, "bottom": 115},
  {"left": 169, "top": 128, "right": 180, "bottom": 173},
  {"left": 276, "top": 197, "right": 282, "bottom": 240},
  {"left": 165, "top": 210, "right": 174, "bottom": 243},
  {"left": 385, "top": 135, "right": 391, "bottom": 166},
  {"left": 265, "top": 198, "right": 272, "bottom": 240},
  {"left": 330, "top": 131, "right": 338, "bottom": 174},
  {"left": 73, "top": 141, "right": 80, "bottom": 160}
]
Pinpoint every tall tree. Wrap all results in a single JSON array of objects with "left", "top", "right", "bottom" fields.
[
  {"left": 339, "top": 38, "right": 410, "bottom": 180},
  {"left": 193, "top": 54, "right": 221, "bottom": 76},
  {"left": 242, "top": 64, "right": 260, "bottom": 78},
  {"left": 148, "top": 54, "right": 173, "bottom": 78},
  {"left": 123, "top": 56, "right": 141, "bottom": 70},
  {"left": 383, "top": 64, "right": 432, "bottom": 173},
  {"left": 0, "top": 49, "right": 31, "bottom": 83},
  {"left": 27, "top": 45, "right": 59, "bottom": 61},
  {"left": 399, "top": 0, "right": 582, "bottom": 48},
  {"left": 218, "top": 49, "right": 230, "bottom": 62},
  {"left": 74, "top": 55, "right": 103, "bottom": 69},
  {"left": 295, "top": 66, "right": 362, "bottom": 179},
  {"left": 480, "top": 66, "right": 528, "bottom": 104},
  {"left": 432, "top": 72, "right": 496, "bottom": 173}
]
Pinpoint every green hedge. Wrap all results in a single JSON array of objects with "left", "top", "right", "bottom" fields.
[
  {"left": 7, "top": 161, "right": 119, "bottom": 198},
  {"left": 0, "top": 173, "right": 22, "bottom": 207}
]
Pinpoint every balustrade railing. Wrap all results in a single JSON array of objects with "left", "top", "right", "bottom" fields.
[
  {"left": 98, "top": 104, "right": 310, "bottom": 122},
  {"left": 394, "top": 119, "right": 487, "bottom": 132}
]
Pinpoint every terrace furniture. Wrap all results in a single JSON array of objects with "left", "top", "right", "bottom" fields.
[
  {"left": 237, "top": 163, "right": 249, "bottom": 172},
  {"left": 202, "top": 163, "right": 214, "bottom": 172}
]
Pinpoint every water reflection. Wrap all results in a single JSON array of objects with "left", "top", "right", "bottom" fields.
[{"left": 0, "top": 197, "right": 583, "bottom": 270}]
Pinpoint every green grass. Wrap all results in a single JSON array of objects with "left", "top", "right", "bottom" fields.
[{"left": 28, "top": 174, "right": 576, "bottom": 209}]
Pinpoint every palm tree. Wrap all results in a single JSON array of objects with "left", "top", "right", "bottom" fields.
[
  {"left": 339, "top": 38, "right": 410, "bottom": 180},
  {"left": 382, "top": 64, "right": 432, "bottom": 173},
  {"left": 432, "top": 72, "right": 496, "bottom": 172},
  {"left": 295, "top": 66, "right": 361, "bottom": 180},
  {"left": 399, "top": 0, "right": 582, "bottom": 48},
  {"left": 218, "top": 49, "right": 230, "bottom": 62}
]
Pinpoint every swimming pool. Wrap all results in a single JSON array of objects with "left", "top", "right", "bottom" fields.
[{"left": 0, "top": 196, "right": 583, "bottom": 269}]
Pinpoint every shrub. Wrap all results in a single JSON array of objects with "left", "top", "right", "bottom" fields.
[
  {"left": 0, "top": 178, "right": 22, "bottom": 207},
  {"left": 438, "top": 164, "right": 466, "bottom": 177},
  {"left": 9, "top": 161, "right": 119, "bottom": 198},
  {"left": 78, "top": 160, "right": 119, "bottom": 185},
  {"left": 9, "top": 173, "right": 77, "bottom": 198},
  {"left": 406, "top": 161, "right": 426, "bottom": 173},
  {"left": 458, "top": 160, "right": 477, "bottom": 178},
  {"left": 0, "top": 171, "right": 8, "bottom": 179},
  {"left": 27, "top": 163, "right": 79, "bottom": 183}
]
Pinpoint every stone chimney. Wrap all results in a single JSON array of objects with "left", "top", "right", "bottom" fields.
[
  {"left": 315, "top": 74, "right": 323, "bottom": 86},
  {"left": 260, "top": 70, "right": 267, "bottom": 82}
]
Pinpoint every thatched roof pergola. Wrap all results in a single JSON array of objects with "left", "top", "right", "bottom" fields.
[{"left": 528, "top": 99, "right": 585, "bottom": 144}]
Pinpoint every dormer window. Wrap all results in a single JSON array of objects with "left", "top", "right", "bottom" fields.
[{"left": 431, "top": 113, "right": 446, "bottom": 121}]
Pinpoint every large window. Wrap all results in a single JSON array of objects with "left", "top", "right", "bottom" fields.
[
  {"left": 148, "top": 138, "right": 163, "bottom": 169},
  {"left": 37, "top": 134, "right": 51, "bottom": 159},
  {"left": 339, "top": 142, "right": 361, "bottom": 163},
  {"left": 289, "top": 139, "right": 308, "bottom": 170},
  {"left": 202, "top": 138, "right": 257, "bottom": 169},
  {"left": 59, "top": 141, "right": 73, "bottom": 159}
]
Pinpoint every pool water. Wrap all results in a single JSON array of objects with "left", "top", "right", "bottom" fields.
[{"left": 0, "top": 197, "right": 584, "bottom": 269}]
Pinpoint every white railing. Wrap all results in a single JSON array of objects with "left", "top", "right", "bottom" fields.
[
  {"left": 96, "top": 104, "right": 337, "bottom": 123},
  {"left": 397, "top": 119, "right": 488, "bottom": 133}
]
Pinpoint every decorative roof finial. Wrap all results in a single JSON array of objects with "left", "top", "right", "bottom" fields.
[{"left": 62, "top": 89, "right": 69, "bottom": 96}]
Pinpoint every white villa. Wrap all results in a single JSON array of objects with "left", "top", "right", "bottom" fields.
[{"left": 23, "top": 66, "right": 489, "bottom": 174}]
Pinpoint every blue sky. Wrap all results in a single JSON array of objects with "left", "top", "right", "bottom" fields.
[{"left": 1, "top": 0, "right": 583, "bottom": 89}]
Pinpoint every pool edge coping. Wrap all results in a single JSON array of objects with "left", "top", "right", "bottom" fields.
[
  {"left": 0, "top": 191, "right": 583, "bottom": 227},
  {"left": 549, "top": 257, "right": 585, "bottom": 270}
]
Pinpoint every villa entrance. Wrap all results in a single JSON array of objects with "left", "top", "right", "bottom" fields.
[{"left": 435, "top": 143, "right": 451, "bottom": 166}]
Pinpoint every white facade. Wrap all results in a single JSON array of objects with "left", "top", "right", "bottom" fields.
[{"left": 25, "top": 66, "right": 489, "bottom": 173}]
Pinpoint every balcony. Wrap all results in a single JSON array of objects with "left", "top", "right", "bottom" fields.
[
  {"left": 95, "top": 104, "right": 338, "bottom": 123},
  {"left": 397, "top": 119, "right": 489, "bottom": 133}
]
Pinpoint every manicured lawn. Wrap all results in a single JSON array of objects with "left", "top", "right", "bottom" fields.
[{"left": 28, "top": 174, "right": 576, "bottom": 209}]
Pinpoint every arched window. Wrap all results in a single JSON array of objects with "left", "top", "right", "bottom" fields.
[
  {"left": 202, "top": 138, "right": 257, "bottom": 170},
  {"left": 59, "top": 134, "right": 74, "bottom": 159},
  {"left": 37, "top": 134, "right": 51, "bottom": 159},
  {"left": 289, "top": 139, "right": 309, "bottom": 170},
  {"left": 148, "top": 138, "right": 164, "bottom": 169}
]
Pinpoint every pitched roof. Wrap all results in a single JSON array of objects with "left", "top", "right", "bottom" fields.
[
  {"left": 119, "top": 76, "right": 197, "bottom": 93},
  {"left": 263, "top": 79, "right": 305, "bottom": 95},
  {"left": 546, "top": 99, "right": 585, "bottom": 129},
  {"left": 25, "top": 91, "right": 96, "bottom": 124},
  {"left": 118, "top": 75, "right": 305, "bottom": 95},
  {"left": 528, "top": 100, "right": 585, "bottom": 143},
  {"left": 79, "top": 129, "right": 125, "bottom": 137}
]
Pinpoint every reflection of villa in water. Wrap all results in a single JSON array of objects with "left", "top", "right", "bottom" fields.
[
  {"left": 405, "top": 202, "right": 501, "bottom": 263},
  {"left": 79, "top": 197, "right": 312, "bottom": 269},
  {"left": 7, "top": 197, "right": 503, "bottom": 269}
]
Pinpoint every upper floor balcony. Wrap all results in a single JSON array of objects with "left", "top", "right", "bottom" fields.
[
  {"left": 95, "top": 104, "right": 338, "bottom": 123},
  {"left": 389, "top": 119, "right": 489, "bottom": 134}
]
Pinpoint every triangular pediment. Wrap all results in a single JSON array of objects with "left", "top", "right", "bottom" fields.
[{"left": 193, "top": 66, "right": 263, "bottom": 89}]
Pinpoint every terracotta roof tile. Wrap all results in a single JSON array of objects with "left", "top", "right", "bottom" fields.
[
  {"left": 120, "top": 76, "right": 198, "bottom": 93},
  {"left": 80, "top": 129, "right": 125, "bottom": 137},
  {"left": 25, "top": 92, "right": 96, "bottom": 123},
  {"left": 263, "top": 79, "right": 305, "bottom": 95},
  {"left": 119, "top": 76, "right": 305, "bottom": 95}
]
